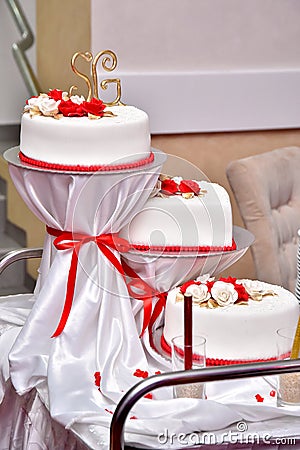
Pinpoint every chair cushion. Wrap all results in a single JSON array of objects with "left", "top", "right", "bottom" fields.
[{"left": 226, "top": 146, "right": 300, "bottom": 291}]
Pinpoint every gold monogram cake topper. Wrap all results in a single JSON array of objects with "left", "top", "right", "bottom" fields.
[{"left": 70, "top": 50, "right": 125, "bottom": 106}]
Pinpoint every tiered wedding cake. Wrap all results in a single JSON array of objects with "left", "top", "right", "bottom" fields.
[{"left": 4, "top": 49, "right": 299, "bottom": 448}]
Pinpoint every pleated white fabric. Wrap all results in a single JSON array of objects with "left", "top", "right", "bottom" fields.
[{"left": 7, "top": 155, "right": 166, "bottom": 427}]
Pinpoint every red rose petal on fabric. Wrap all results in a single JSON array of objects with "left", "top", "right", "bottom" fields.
[
  {"left": 270, "top": 390, "right": 276, "bottom": 397},
  {"left": 161, "top": 179, "right": 178, "bottom": 194},
  {"left": 134, "top": 369, "right": 149, "bottom": 378},
  {"left": 255, "top": 394, "right": 264, "bottom": 402},
  {"left": 144, "top": 393, "right": 153, "bottom": 399},
  {"left": 94, "top": 371, "right": 101, "bottom": 387},
  {"left": 179, "top": 180, "right": 200, "bottom": 194},
  {"left": 105, "top": 408, "right": 113, "bottom": 414},
  {"left": 130, "top": 416, "right": 138, "bottom": 420},
  {"left": 155, "top": 371, "right": 162, "bottom": 375},
  {"left": 48, "top": 89, "right": 63, "bottom": 101}
]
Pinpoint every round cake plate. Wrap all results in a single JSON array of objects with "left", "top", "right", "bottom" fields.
[{"left": 3, "top": 146, "right": 167, "bottom": 176}]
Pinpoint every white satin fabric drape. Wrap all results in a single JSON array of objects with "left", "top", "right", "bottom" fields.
[{"left": 7, "top": 157, "right": 165, "bottom": 428}]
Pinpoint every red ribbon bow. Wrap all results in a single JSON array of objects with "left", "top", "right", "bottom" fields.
[
  {"left": 122, "top": 260, "right": 167, "bottom": 336},
  {"left": 47, "top": 226, "right": 130, "bottom": 337}
]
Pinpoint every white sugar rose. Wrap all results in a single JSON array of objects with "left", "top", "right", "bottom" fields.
[
  {"left": 211, "top": 281, "right": 238, "bottom": 307},
  {"left": 70, "top": 95, "right": 85, "bottom": 105},
  {"left": 27, "top": 96, "right": 44, "bottom": 109},
  {"left": 240, "top": 279, "right": 268, "bottom": 300},
  {"left": 172, "top": 176, "right": 183, "bottom": 185},
  {"left": 38, "top": 97, "right": 60, "bottom": 116},
  {"left": 196, "top": 274, "right": 215, "bottom": 283},
  {"left": 185, "top": 283, "right": 211, "bottom": 302},
  {"left": 241, "top": 279, "right": 263, "bottom": 295}
]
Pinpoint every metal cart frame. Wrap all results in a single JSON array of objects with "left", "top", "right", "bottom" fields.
[{"left": 110, "top": 359, "right": 300, "bottom": 449}]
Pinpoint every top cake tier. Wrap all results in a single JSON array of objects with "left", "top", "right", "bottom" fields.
[{"left": 20, "top": 101, "right": 151, "bottom": 170}]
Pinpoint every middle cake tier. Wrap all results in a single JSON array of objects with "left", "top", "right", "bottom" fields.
[{"left": 120, "top": 176, "right": 235, "bottom": 252}]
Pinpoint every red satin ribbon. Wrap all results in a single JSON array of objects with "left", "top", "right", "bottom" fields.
[
  {"left": 121, "top": 260, "right": 167, "bottom": 336},
  {"left": 47, "top": 226, "right": 130, "bottom": 337}
]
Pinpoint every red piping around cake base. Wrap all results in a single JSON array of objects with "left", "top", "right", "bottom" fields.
[
  {"left": 130, "top": 240, "right": 237, "bottom": 253},
  {"left": 19, "top": 151, "right": 155, "bottom": 172},
  {"left": 160, "top": 334, "right": 288, "bottom": 366}
]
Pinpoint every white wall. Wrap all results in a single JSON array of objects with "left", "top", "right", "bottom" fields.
[
  {"left": 0, "top": 0, "right": 36, "bottom": 125},
  {"left": 91, "top": 0, "right": 300, "bottom": 133}
]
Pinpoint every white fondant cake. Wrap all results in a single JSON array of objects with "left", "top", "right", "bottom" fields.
[
  {"left": 163, "top": 278, "right": 299, "bottom": 363},
  {"left": 20, "top": 91, "right": 151, "bottom": 168},
  {"left": 120, "top": 177, "right": 234, "bottom": 251}
]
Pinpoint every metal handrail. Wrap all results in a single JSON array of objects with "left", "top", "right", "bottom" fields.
[
  {"left": 0, "top": 247, "right": 43, "bottom": 275},
  {"left": 5, "top": 0, "right": 41, "bottom": 96},
  {"left": 110, "top": 358, "right": 300, "bottom": 450}
]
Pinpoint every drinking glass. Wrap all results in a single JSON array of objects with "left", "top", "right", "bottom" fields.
[
  {"left": 277, "top": 327, "right": 300, "bottom": 407},
  {"left": 171, "top": 335, "right": 206, "bottom": 399}
]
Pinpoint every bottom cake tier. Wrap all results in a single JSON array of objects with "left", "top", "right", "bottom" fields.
[{"left": 162, "top": 278, "right": 299, "bottom": 364}]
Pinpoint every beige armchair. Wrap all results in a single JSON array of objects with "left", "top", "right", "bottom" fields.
[{"left": 226, "top": 147, "right": 300, "bottom": 292}]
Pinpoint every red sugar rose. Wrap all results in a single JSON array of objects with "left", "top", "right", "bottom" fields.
[
  {"left": 234, "top": 283, "right": 249, "bottom": 302},
  {"left": 219, "top": 276, "right": 237, "bottom": 284},
  {"left": 82, "top": 97, "right": 106, "bottom": 116},
  {"left": 161, "top": 179, "right": 178, "bottom": 194},
  {"left": 206, "top": 280, "right": 215, "bottom": 292},
  {"left": 48, "top": 89, "right": 63, "bottom": 101},
  {"left": 179, "top": 180, "right": 200, "bottom": 195},
  {"left": 58, "top": 99, "right": 84, "bottom": 117}
]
